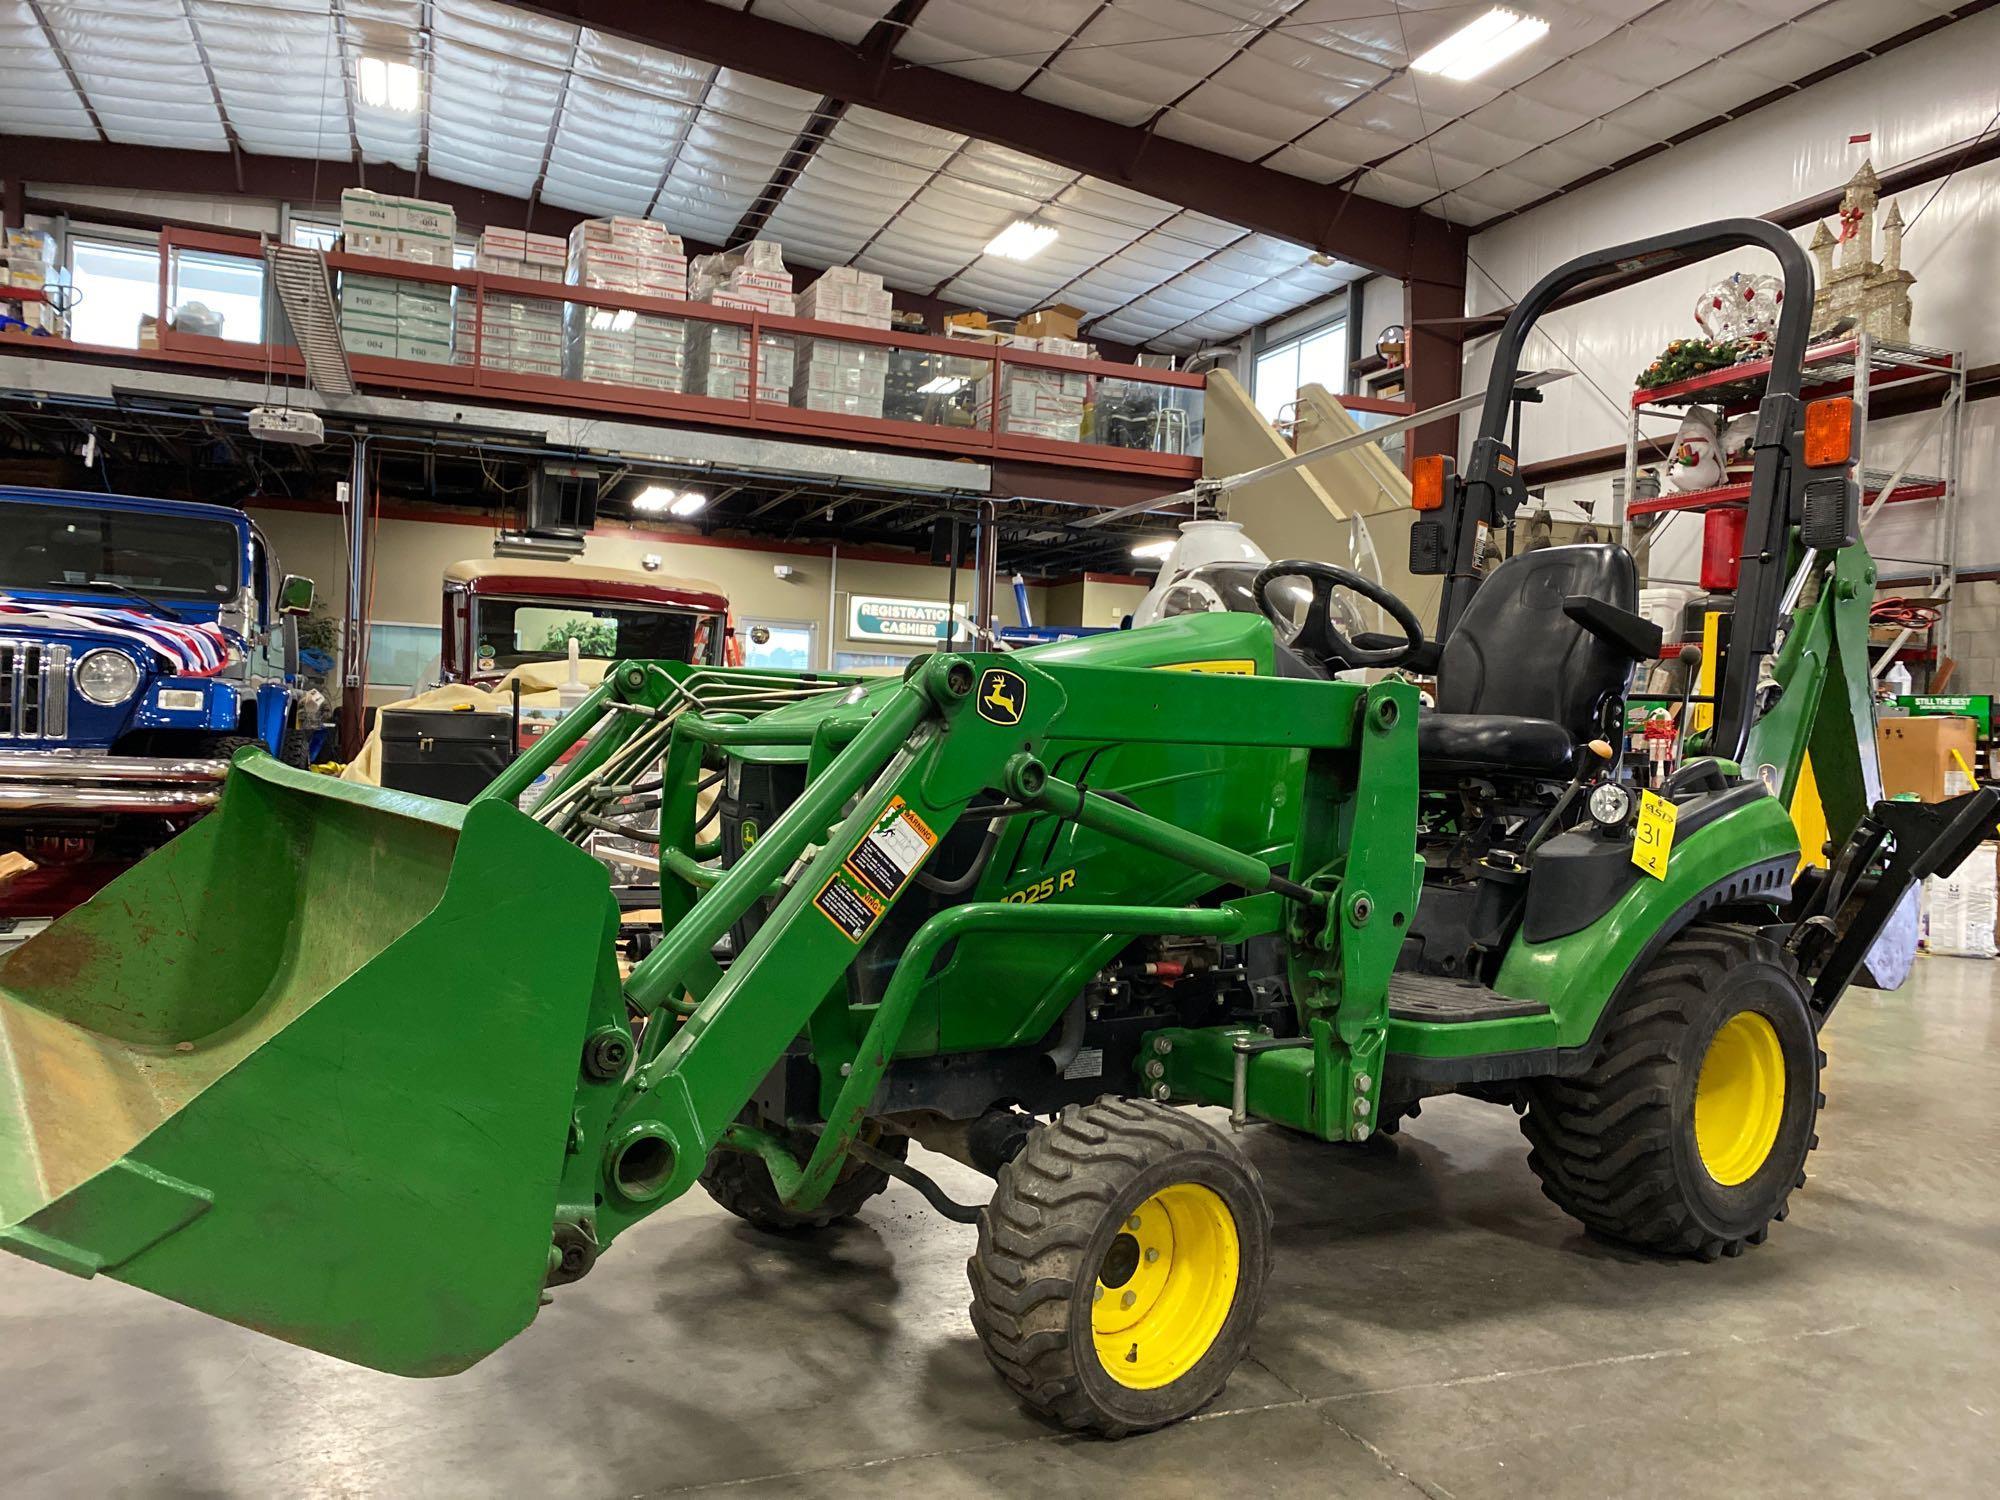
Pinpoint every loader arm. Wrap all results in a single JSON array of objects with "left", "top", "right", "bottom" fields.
[{"left": 0, "top": 648, "right": 1419, "bottom": 1376}]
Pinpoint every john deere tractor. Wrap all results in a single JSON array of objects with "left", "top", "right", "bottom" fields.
[{"left": 1, "top": 220, "right": 1991, "bottom": 1438}]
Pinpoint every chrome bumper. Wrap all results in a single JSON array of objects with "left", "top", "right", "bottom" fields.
[{"left": 0, "top": 752, "right": 229, "bottom": 815}]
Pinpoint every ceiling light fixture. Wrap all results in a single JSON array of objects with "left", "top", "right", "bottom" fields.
[
  {"left": 1129, "top": 539, "right": 1176, "bottom": 560},
  {"left": 1409, "top": 8, "right": 1548, "bottom": 81},
  {"left": 984, "top": 220, "right": 1059, "bottom": 262},
  {"left": 356, "top": 54, "right": 423, "bottom": 112},
  {"left": 668, "top": 491, "right": 707, "bottom": 518},
  {"left": 632, "top": 485, "right": 677, "bottom": 514},
  {"left": 916, "top": 375, "right": 968, "bottom": 396}
]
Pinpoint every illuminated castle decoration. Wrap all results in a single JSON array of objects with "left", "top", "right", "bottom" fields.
[{"left": 1808, "top": 160, "right": 1915, "bottom": 343}]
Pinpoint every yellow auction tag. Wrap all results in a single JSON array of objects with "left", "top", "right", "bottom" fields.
[{"left": 1632, "top": 790, "right": 1678, "bottom": 879}]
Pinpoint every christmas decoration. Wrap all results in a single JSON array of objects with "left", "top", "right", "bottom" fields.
[
  {"left": 1808, "top": 159, "right": 1915, "bottom": 342},
  {"left": 1695, "top": 271, "right": 1784, "bottom": 348},
  {"left": 1635, "top": 337, "right": 1745, "bottom": 390},
  {"left": 1666, "top": 406, "right": 1726, "bottom": 492}
]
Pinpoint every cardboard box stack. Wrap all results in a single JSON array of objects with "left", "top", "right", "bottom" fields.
[
  {"left": 563, "top": 216, "right": 689, "bottom": 389},
  {"left": 337, "top": 188, "right": 459, "bottom": 363},
  {"left": 792, "top": 266, "right": 892, "bottom": 417},
  {"left": 972, "top": 355, "right": 1090, "bottom": 441},
  {"left": 1, "top": 228, "right": 57, "bottom": 334},
  {"left": 685, "top": 242, "right": 794, "bottom": 405},
  {"left": 456, "top": 226, "right": 566, "bottom": 376}
]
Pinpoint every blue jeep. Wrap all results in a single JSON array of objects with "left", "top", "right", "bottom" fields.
[{"left": 0, "top": 486, "right": 323, "bottom": 915}]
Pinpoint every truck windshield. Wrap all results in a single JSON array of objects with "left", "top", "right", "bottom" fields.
[
  {"left": 473, "top": 596, "right": 719, "bottom": 671},
  {"left": 0, "top": 502, "right": 241, "bottom": 602}
]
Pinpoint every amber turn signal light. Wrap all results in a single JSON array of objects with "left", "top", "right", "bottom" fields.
[
  {"left": 1412, "top": 453, "right": 1447, "bottom": 510},
  {"left": 1804, "top": 397, "right": 1854, "bottom": 468}
]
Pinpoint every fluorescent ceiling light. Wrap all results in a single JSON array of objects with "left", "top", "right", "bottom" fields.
[
  {"left": 357, "top": 54, "right": 422, "bottom": 112},
  {"left": 1410, "top": 8, "right": 1547, "bottom": 81},
  {"left": 917, "top": 375, "right": 967, "bottom": 396},
  {"left": 587, "top": 307, "right": 636, "bottom": 333},
  {"left": 984, "top": 220, "right": 1059, "bottom": 262},
  {"left": 1130, "top": 539, "right": 1176, "bottom": 560},
  {"left": 668, "top": 491, "right": 707, "bottom": 518},
  {"left": 632, "top": 485, "right": 676, "bottom": 514}
]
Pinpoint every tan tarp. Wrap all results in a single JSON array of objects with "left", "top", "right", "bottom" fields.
[{"left": 339, "top": 658, "right": 611, "bottom": 786}]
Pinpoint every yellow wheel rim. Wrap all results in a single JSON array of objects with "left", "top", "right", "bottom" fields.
[
  {"left": 1694, "top": 1012, "right": 1786, "bottom": 1186},
  {"left": 1091, "top": 1182, "right": 1240, "bottom": 1391}
]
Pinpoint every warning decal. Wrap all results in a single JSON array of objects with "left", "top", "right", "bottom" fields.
[
  {"left": 814, "top": 877, "right": 883, "bottom": 942},
  {"left": 815, "top": 795, "right": 939, "bottom": 941},
  {"left": 845, "top": 796, "right": 938, "bottom": 901}
]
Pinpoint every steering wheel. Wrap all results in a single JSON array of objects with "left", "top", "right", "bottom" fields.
[{"left": 1252, "top": 560, "right": 1425, "bottom": 669}]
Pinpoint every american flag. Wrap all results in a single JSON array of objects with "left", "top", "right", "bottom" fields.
[{"left": 0, "top": 596, "right": 237, "bottom": 678}]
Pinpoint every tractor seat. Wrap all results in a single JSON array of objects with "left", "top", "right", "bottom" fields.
[
  {"left": 1419, "top": 544, "right": 1642, "bottom": 780},
  {"left": 1418, "top": 713, "right": 1579, "bottom": 778}
]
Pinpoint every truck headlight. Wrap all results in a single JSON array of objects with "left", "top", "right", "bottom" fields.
[{"left": 75, "top": 648, "right": 142, "bottom": 705}]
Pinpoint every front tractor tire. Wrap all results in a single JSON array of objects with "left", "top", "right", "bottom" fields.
[
  {"left": 967, "top": 1098, "right": 1273, "bottom": 1437},
  {"left": 1522, "top": 926, "right": 1823, "bottom": 1260},
  {"left": 698, "top": 1129, "right": 906, "bottom": 1233}
]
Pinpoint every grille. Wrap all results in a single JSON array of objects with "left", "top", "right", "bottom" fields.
[{"left": 0, "top": 639, "right": 71, "bottom": 741}]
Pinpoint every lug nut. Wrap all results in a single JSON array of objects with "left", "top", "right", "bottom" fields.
[
  {"left": 1355, "top": 1073, "right": 1372, "bottom": 1093},
  {"left": 1144, "top": 1247, "right": 1159, "bottom": 1264},
  {"left": 1350, "top": 1123, "right": 1371, "bottom": 1142},
  {"left": 1151, "top": 1083, "right": 1171, "bottom": 1102},
  {"left": 1145, "top": 1060, "right": 1164, "bottom": 1079},
  {"left": 1153, "top": 1037, "right": 1172, "bottom": 1056},
  {"left": 1354, "top": 1098, "right": 1371, "bottom": 1117},
  {"left": 1120, "top": 1290, "right": 1137, "bottom": 1310}
]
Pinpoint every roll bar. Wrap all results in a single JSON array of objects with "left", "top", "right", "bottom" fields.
[{"left": 1441, "top": 217, "right": 1819, "bottom": 766}]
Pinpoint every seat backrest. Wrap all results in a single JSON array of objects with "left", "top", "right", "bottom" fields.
[{"left": 1434, "top": 544, "right": 1639, "bottom": 734}]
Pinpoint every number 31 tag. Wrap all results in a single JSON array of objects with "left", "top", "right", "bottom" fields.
[{"left": 1632, "top": 790, "right": 1678, "bottom": 879}]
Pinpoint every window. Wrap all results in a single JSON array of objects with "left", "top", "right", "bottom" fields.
[
  {"left": 739, "top": 618, "right": 817, "bottom": 671},
  {"left": 469, "top": 596, "right": 722, "bottom": 672},
  {"left": 834, "top": 650, "right": 915, "bottom": 674},
  {"left": 361, "top": 621, "right": 442, "bottom": 697},
  {"left": 289, "top": 218, "right": 340, "bottom": 253},
  {"left": 167, "top": 248, "right": 267, "bottom": 343},
  {"left": 1253, "top": 321, "right": 1346, "bottom": 421},
  {"left": 0, "top": 500, "right": 240, "bottom": 600},
  {"left": 66, "top": 236, "right": 158, "bottom": 348}
]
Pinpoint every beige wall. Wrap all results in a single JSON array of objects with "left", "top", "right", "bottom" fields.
[{"left": 249, "top": 504, "right": 1077, "bottom": 696}]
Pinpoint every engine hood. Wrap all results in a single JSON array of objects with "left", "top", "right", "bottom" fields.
[{"left": 730, "top": 611, "right": 1277, "bottom": 765}]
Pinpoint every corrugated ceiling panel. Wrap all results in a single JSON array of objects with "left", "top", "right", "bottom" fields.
[
  {"left": 42, "top": 0, "right": 226, "bottom": 148},
  {"left": 344, "top": 0, "right": 423, "bottom": 170},
  {"left": 0, "top": 0, "right": 99, "bottom": 138},
  {"left": 653, "top": 69, "right": 817, "bottom": 243},
  {"left": 189, "top": 1, "right": 349, "bottom": 160},
  {"left": 890, "top": 0, "right": 1099, "bottom": 92},
  {"left": 426, "top": 37, "right": 566, "bottom": 197}
]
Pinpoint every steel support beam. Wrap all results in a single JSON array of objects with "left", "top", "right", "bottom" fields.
[
  {"left": 10, "top": 137, "right": 599, "bottom": 242},
  {"left": 520, "top": 1, "right": 1461, "bottom": 281}
]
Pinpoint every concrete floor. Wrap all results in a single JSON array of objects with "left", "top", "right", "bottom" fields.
[{"left": 2, "top": 956, "right": 1996, "bottom": 1499}]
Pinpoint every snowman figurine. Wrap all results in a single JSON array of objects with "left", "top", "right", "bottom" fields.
[{"left": 1667, "top": 405, "right": 1726, "bottom": 492}]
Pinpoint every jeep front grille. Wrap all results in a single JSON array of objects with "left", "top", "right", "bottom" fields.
[{"left": 0, "top": 639, "right": 70, "bottom": 741}]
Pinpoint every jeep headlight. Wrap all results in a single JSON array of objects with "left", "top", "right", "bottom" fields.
[{"left": 75, "top": 648, "right": 142, "bottom": 705}]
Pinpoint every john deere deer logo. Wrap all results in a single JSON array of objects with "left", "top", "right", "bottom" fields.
[{"left": 976, "top": 668, "right": 1026, "bottom": 726}]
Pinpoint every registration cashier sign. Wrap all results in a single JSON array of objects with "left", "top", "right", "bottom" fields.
[{"left": 848, "top": 595, "right": 972, "bottom": 643}]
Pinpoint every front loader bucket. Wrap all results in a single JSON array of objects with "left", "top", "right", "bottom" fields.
[{"left": 0, "top": 753, "right": 623, "bottom": 1375}]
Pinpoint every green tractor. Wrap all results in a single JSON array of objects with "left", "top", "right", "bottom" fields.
[{"left": 1, "top": 220, "right": 1991, "bottom": 1438}]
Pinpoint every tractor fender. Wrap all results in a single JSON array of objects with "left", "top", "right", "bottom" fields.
[{"left": 1492, "top": 794, "right": 1800, "bottom": 1053}]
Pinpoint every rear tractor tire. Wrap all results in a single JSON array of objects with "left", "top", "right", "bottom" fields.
[
  {"left": 1521, "top": 925, "right": 1823, "bottom": 1260},
  {"left": 967, "top": 1097, "right": 1273, "bottom": 1437},
  {"left": 698, "top": 1128, "right": 906, "bottom": 1234}
]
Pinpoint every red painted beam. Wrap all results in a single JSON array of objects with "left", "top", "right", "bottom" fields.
[
  {"left": 522, "top": 0, "right": 1461, "bottom": 281},
  {"left": 11, "top": 136, "right": 599, "bottom": 241}
]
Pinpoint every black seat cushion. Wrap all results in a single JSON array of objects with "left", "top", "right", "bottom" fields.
[
  {"left": 1423, "top": 544, "right": 1639, "bottom": 778},
  {"left": 1418, "top": 713, "right": 1577, "bottom": 777}
]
